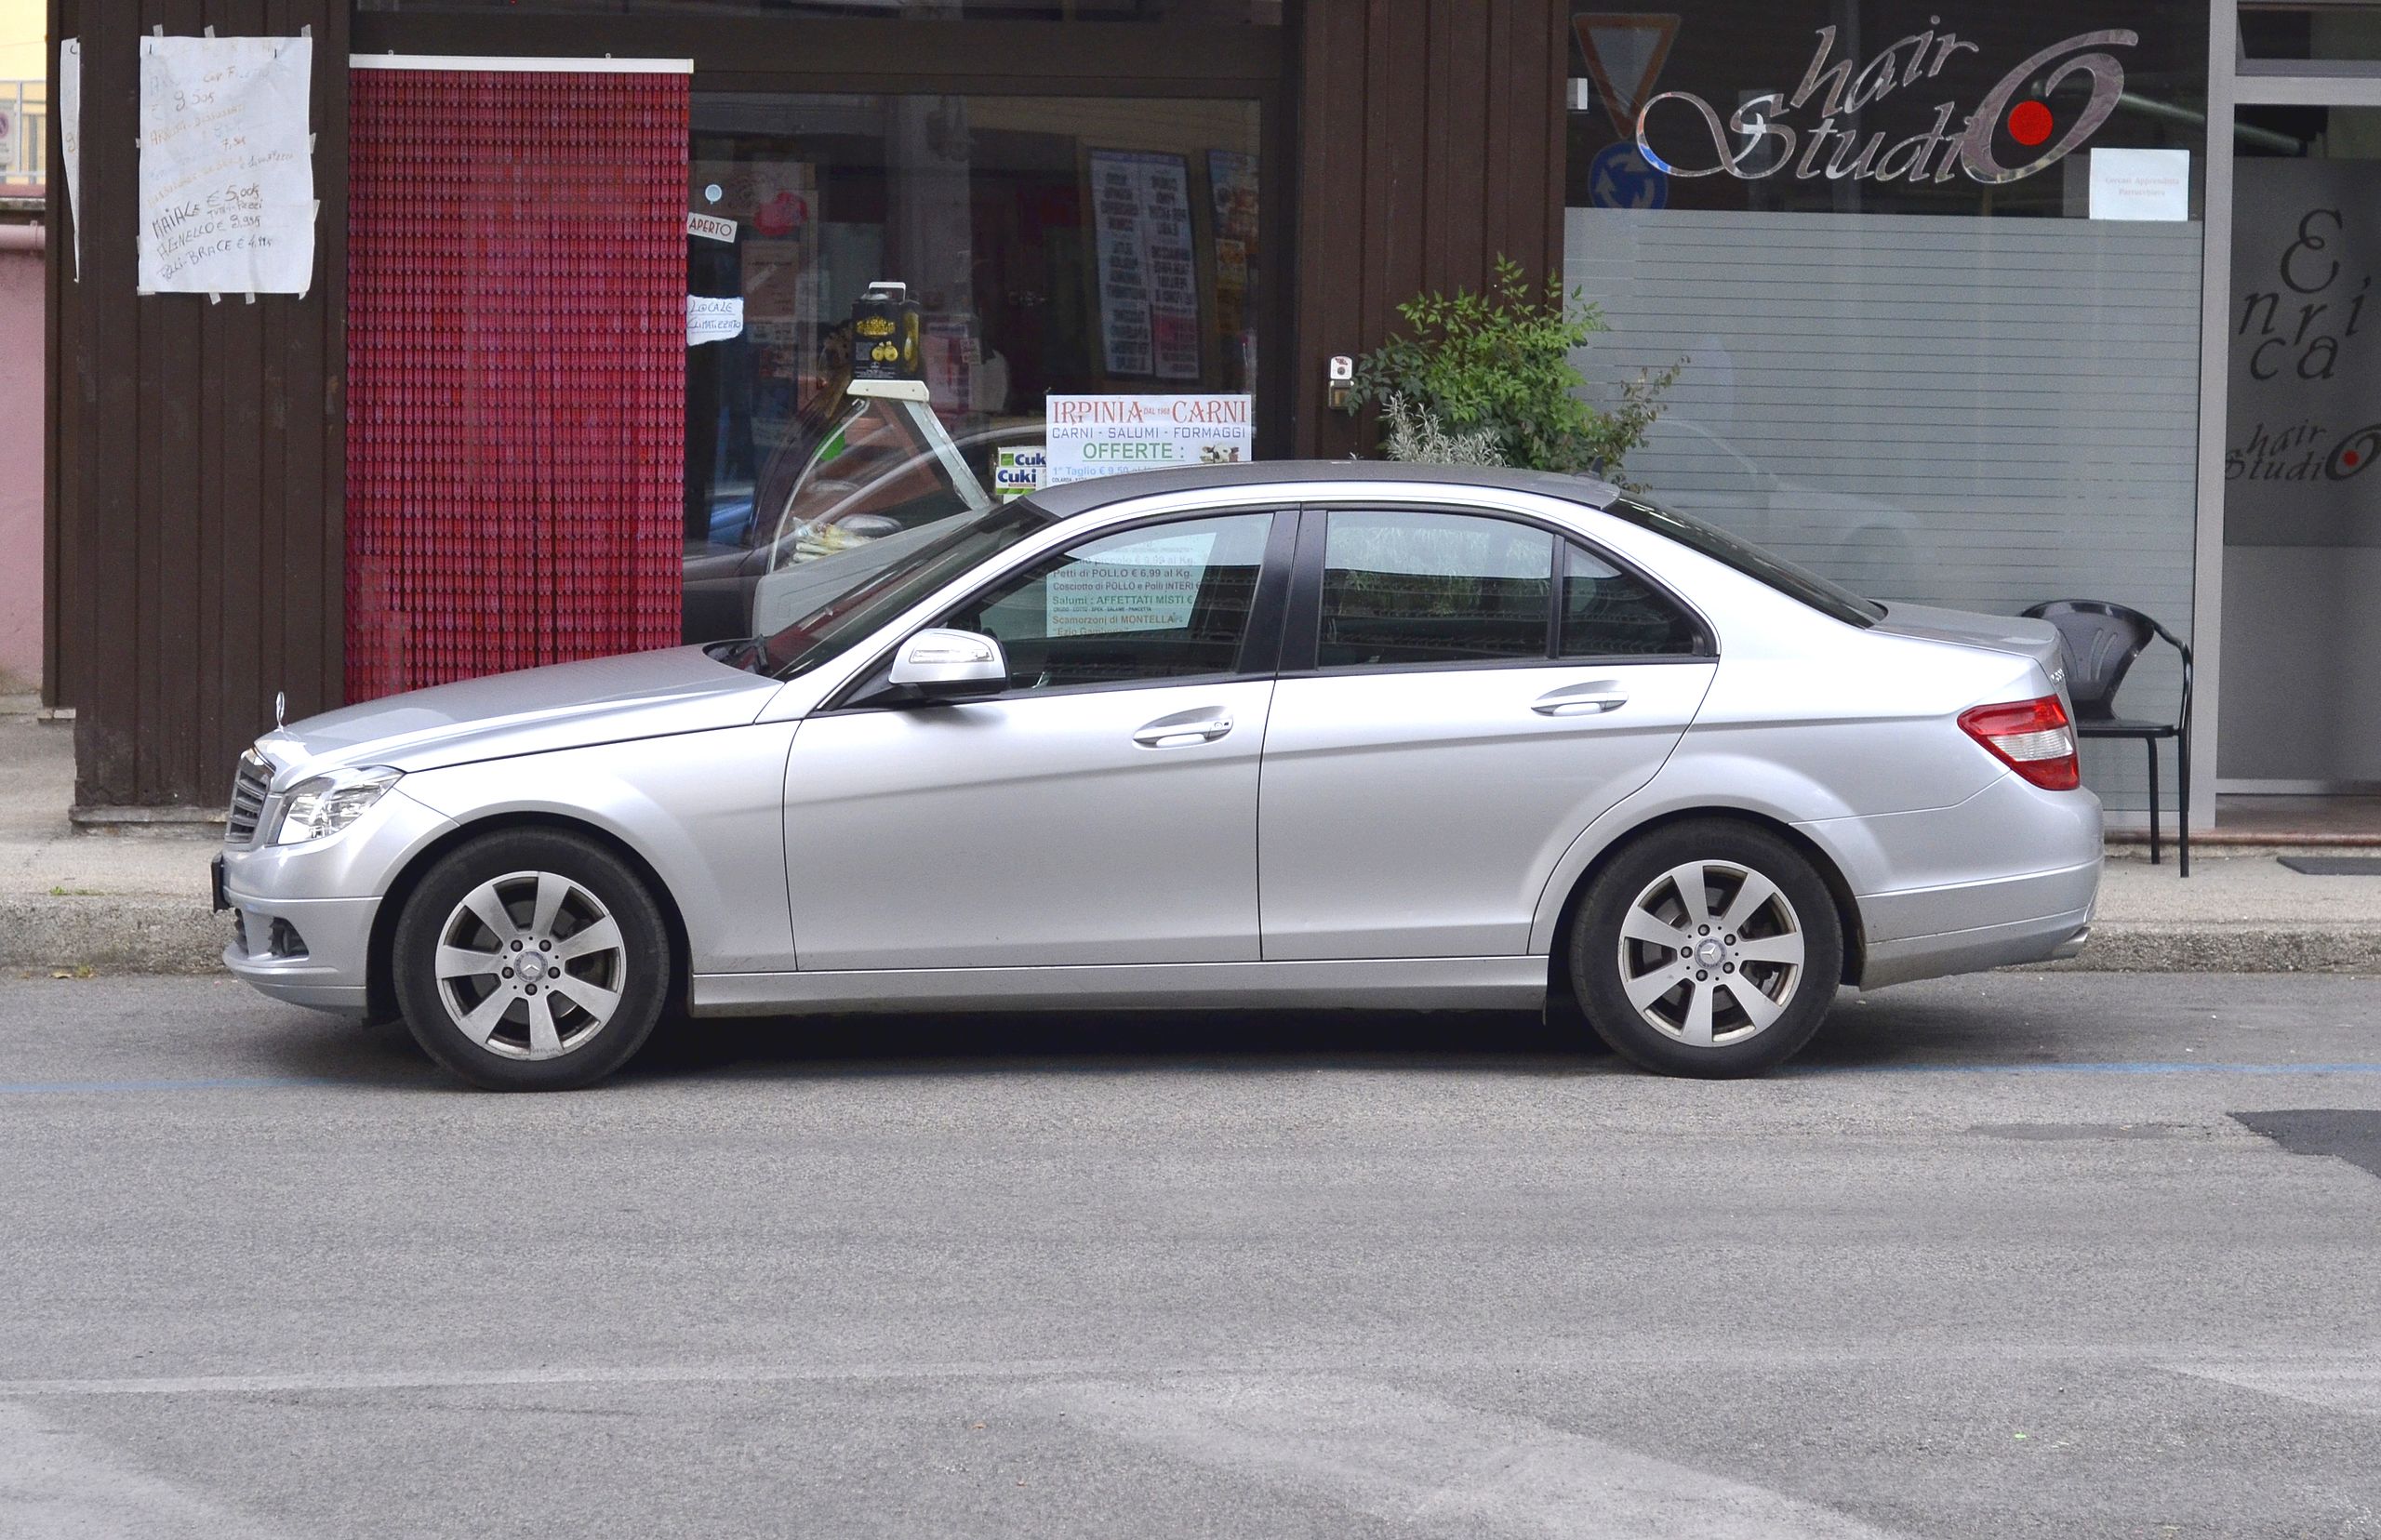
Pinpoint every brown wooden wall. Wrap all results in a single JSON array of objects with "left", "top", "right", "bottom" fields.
[
  {"left": 47, "top": 0, "right": 350, "bottom": 809},
  {"left": 1290, "top": 0, "right": 1568, "bottom": 459}
]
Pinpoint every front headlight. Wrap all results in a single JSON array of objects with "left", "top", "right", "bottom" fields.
[{"left": 273, "top": 766, "right": 404, "bottom": 845}]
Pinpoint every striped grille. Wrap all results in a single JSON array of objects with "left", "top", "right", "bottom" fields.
[{"left": 226, "top": 751, "right": 271, "bottom": 845}]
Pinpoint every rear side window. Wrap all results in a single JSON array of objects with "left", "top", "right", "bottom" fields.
[
  {"left": 1562, "top": 544, "right": 1707, "bottom": 658},
  {"left": 1317, "top": 511, "right": 1553, "bottom": 668},
  {"left": 1310, "top": 509, "right": 1706, "bottom": 670}
]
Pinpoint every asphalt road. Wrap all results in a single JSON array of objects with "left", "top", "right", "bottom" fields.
[{"left": 3, "top": 973, "right": 2380, "bottom": 1539}]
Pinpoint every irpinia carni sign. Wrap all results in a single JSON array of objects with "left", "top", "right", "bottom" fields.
[
  {"left": 1635, "top": 25, "right": 2137, "bottom": 186},
  {"left": 1044, "top": 394, "right": 1254, "bottom": 487}
]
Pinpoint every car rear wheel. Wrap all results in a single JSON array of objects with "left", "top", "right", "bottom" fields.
[
  {"left": 1569, "top": 820, "right": 1842, "bottom": 1078},
  {"left": 391, "top": 830, "right": 670, "bottom": 1091}
]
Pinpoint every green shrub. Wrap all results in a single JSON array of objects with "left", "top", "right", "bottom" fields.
[{"left": 1344, "top": 256, "right": 1683, "bottom": 483}]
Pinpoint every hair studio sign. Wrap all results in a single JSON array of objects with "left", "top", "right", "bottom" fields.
[{"left": 1636, "top": 24, "right": 2136, "bottom": 185}]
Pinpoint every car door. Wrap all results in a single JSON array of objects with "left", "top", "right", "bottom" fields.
[
  {"left": 782, "top": 508, "right": 1291, "bottom": 972},
  {"left": 1259, "top": 506, "right": 1718, "bottom": 961}
]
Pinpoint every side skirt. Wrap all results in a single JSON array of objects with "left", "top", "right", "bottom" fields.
[{"left": 687, "top": 956, "right": 1549, "bottom": 1016}]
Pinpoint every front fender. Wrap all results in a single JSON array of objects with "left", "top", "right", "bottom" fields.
[{"left": 397, "top": 724, "right": 799, "bottom": 975}]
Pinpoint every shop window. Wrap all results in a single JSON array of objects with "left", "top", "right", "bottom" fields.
[
  {"left": 358, "top": 1, "right": 1279, "bottom": 20},
  {"left": 942, "top": 512, "right": 1272, "bottom": 690},
  {"left": 1316, "top": 512, "right": 1555, "bottom": 670},
  {"left": 680, "top": 92, "right": 1263, "bottom": 645},
  {"left": 1562, "top": 1, "right": 2210, "bottom": 815},
  {"left": 2240, "top": 5, "right": 2381, "bottom": 62}
]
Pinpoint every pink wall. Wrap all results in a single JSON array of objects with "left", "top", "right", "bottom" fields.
[{"left": 0, "top": 228, "right": 39, "bottom": 695}]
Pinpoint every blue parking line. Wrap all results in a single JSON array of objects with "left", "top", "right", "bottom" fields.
[
  {"left": 1800, "top": 1062, "right": 2381, "bottom": 1076},
  {"left": 0, "top": 1076, "right": 342, "bottom": 1095}
]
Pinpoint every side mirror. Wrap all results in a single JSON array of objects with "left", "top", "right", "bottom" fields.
[{"left": 887, "top": 628, "right": 1008, "bottom": 694}]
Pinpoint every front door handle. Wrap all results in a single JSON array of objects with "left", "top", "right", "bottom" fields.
[
  {"left": 1133, "top": 711, "right": 1234, "bottom": 749},
  {"left": 1532, "top": 684, "right": 1628, "bottom": 717}
]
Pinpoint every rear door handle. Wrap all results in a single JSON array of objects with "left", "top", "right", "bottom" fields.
[
  {"left": 1532, "top": 685, "right": 1628, "bottom": 717},
  {"left": 1133, "top": 711, "right": 1234, "bottom": 749}
]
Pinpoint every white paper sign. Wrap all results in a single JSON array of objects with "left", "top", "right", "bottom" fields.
[
  {"left": 2089, "top": 148, "right": 2189, "bottom": 222},
  {"left": 1086, "top": 151, "right": 1201, "bottom": 381},
  {"left": 688, "top": 295, "right": 745, "bottom": 346},
  {"left": 1044, "top": 394, "right": 1253, "bottom": 486},
  {"left": 58, "top": 38, "right": 80, "bottom": 280},
  {"left": 137, "top": 35, "right": 315, "bottom": 295},
  {"left": 685, "top": 212, "right": 737, "bottom": 244},
  {"left": 1046, "top": 530, "right": 1216, "bottom": 636}
]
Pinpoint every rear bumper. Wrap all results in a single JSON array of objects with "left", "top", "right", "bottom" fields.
[{"left": 1859, "top": 901, "right": 2094, "bottom": 989}]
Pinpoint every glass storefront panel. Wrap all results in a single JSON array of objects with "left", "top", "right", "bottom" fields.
[
  {"left": 1563, "top": 3, "right": 2209, "bottom": 815},
  {"left": 680, "top": 92, "right": 1262, "bottom": 644},
  {"left": 2220, "top": 106, "right": 2381, "bottom": 786},
  {"left": 2239, "top": 5, "right": 2381, "bottom": 62},
  {"left": 359, "top": 1, "right": 1280, "bottom": 20}
]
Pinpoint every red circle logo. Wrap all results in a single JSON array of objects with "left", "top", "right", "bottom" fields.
[{"left": 2007, "top": 100, "right": 2055, "bottom": 147}]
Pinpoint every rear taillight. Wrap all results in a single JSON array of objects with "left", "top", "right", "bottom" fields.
[{"left": 1959, "top": 695, "right": 2081, "bottom": 790}]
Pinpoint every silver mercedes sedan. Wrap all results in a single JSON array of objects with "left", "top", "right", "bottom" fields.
[{"left": 217, "top": 463, "right": 2099, "bottom": 1090}]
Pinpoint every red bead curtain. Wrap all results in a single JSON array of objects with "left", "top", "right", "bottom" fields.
[{"left": 346, "top": 66, "right": 687, "bottom": 702}]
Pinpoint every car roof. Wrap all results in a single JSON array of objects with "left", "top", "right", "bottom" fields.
[{"left": 1023, "top": 460, "right": 1622, "bottom": 519}]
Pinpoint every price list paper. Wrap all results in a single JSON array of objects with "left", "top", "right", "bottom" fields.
[
  {"left": 137, "top": 34, "right": 316, "bottom": 297},
  {"left": 1088, "top": 150, "right": 1200, "bottom": 382}
]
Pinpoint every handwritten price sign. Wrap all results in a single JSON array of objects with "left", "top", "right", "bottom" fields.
[{"left": 137, "top": 35, "right": 315, "bottom": 296}]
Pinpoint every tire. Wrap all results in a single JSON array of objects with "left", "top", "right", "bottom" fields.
[
  {"left": 391, "top": 829, "right": 672, "bottom": 1091},
  {"left": 1568, "top": 819, "right": 1842, "bottom": 1079}
]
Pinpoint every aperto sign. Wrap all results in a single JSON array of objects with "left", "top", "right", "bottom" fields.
[{"left": 1636, "top": 24, "right": 2137, "bottom": 186}]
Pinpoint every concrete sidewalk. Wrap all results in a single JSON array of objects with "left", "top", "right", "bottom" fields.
[{"left": 6, "top": 697, "right": 2379, "bottom": 979}]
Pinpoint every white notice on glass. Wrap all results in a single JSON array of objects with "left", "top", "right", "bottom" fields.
[
  {"left": 688, "top": 295, "right": 745, "bottom": 346},
  {"left": 2089, "top": 148, "right": 2189, "bottom": 221},
  {"left": 58, "top": 38, "right": 80, "bottom": 280},
  {"left": 137, "top": 35, "right": 316, "bottom": 295},
  {"left": 1044, "top": 393, "right": 1253, "bottom": 486},
  {"left": 1046, "top": 531, "right": 1216, "bottom": 636}
]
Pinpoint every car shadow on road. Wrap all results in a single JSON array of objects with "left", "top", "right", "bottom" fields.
[
  {"left": 259, "top": 988, "right": 2020, "bottom": 1090},
  {"left": 620, "top": 1006, "right": 1608, "bottom": 1085}
]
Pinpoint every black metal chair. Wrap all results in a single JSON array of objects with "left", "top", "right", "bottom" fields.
[{"left": 2022, "top": 600, "right": 2193, "bottom": 876}]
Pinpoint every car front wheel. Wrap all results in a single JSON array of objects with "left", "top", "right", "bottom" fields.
[
  {"left": 1570, "top": 820, "right": 1842, "bottom": 1078},
  {"left": 391, "top": 829, "right": 671, "bottom": 1091}
]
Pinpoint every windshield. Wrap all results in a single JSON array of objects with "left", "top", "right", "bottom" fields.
[
  {"left": 759, "top": 501, "right": 1054, "bottom": 677},
  {"left": 1602, "top": 494, "right": 1886, "bottom": 629},
  {"left": 762, "top": 397, "right": 1042, "bottom": 564}
]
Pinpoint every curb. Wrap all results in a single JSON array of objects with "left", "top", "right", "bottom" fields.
[
  {"left": 2032, "top": 924, "right": 2381, "bottom": 976},
  {"left": 0, "top": 896, "right": 226, "bottom": 976},
  {"left": 4, "top": 896, "right": 2379, "bottom": 981}
]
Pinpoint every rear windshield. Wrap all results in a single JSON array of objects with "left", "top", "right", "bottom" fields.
[{"left": 1602, "top": 495, "right": 1885, "bottom": 629}]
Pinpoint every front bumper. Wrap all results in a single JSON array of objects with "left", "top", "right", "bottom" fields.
[
  {"left": 220, "top": 891, "right": 380, "bottom": 1014},
  {"left": 216, "top": 785, "right": 456, "bottom": 1017}
]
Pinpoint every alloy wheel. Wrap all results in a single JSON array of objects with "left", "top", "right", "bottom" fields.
[
  {"left": 432, "top": 870, "right": 628, "bottom": 1060},
  {"left": 1615, "top": 859, "right": 1806, "bottom": 1048}
]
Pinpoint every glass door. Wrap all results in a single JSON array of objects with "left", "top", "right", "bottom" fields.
[{"left": 2222, "top": 6, "right": 2381, "bottom": 798}]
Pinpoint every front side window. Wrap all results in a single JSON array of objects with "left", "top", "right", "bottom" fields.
[
  {"left": 760, "top": 502, "right": 1052, "bottom": 677},
  {"left": 943, "top": 512, "right": 1273, "bottom": 693},
  {"left": 1316, "top": 511, "right": 1555, "bottom": 668}
]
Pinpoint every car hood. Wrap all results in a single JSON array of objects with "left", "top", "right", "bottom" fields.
[
  {"left": 1871, "top": 603, "right": 2067, "bottom": 688},
  {"left": 255, "top": 646, "right": 783, "bottom": 780}
]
